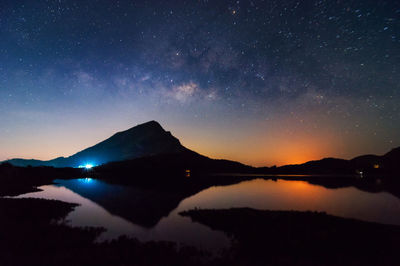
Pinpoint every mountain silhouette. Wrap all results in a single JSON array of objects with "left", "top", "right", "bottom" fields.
[
  {"left": 272, "top": 158, "right": 354, "bottom": 175},
  {"left": 5, "top": 119, "right": 400, "bottom": 176},
  {"left": 264, "top": 147, "right": 400, "bottom": 175},
  {"left": 6, "top": 121, "right": 188, "bottom": 168},
  {"left": 350, "top": 147, "right": 400, "bottom": 174}
]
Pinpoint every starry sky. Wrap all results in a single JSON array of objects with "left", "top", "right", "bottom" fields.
[{"left": 1, "top": 0, "right": 399, "bottom": 166}]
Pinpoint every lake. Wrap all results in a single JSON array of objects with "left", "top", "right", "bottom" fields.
[{"left": 15, "top": 177, "right": 400, "bottom": 250}]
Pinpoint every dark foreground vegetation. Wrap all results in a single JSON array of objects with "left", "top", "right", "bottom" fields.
[{"left": 181, "top": 208, "right": 400, "bottom": 266}]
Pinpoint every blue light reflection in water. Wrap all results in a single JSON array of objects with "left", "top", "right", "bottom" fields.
[
  {"left": 14, "top": 178, "right": 230, "bottom": 250},
  {"left": 81, "top": 177, "right": 93, "bottom": 183}
]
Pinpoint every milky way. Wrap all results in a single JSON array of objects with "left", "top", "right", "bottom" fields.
[{"left": 1, "top": 0, "right": 399, "bottom": 166}]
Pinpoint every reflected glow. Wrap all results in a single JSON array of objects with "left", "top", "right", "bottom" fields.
[{"left": 177, "top": 179, "right": 400, "bottom": 226}]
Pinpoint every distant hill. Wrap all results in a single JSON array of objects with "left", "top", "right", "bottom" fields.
[
  {"left": 350, "top": 147, "right": 400, "bottom": 174},
  {"left": 6, "top": 121, "right": 188, "bottom": 168},
  {"left": 275, "top": 158, "right": 354, "bottom": 175},
  {"left": 262, "top": 147, "right": 400, "bottom": 175}
]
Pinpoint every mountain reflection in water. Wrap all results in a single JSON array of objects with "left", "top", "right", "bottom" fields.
[{"left": 16, "top": 178, "right": 400, "bottom": 249}]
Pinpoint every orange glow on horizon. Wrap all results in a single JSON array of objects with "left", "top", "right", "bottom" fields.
[
  {"left": 184, "top": 139, "right": 337, "bottom": 167},
  {"left": 182, "top": 124, "right": 341, "bottom": 167}
]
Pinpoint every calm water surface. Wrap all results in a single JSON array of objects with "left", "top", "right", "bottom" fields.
[{"left": 16, "top": 178, "right": 400, "bottom": 250}]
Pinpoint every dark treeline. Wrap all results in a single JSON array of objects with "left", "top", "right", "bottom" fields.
[{"left": 0, "top": 162, "right": 84, "bottom": 196}]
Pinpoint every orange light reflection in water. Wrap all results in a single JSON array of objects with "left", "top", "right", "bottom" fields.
[{"left": 179, "top": 179, "right": 400, "bottom": 226}]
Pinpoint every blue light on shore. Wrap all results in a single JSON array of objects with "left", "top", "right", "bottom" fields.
[
  {"left": 84, "top": 164, "right": 93, "bottom": 169},
  {"left": 78, "top": 163, "right": 96, "bottom": 169}
]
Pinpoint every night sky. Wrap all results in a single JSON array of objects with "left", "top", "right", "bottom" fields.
[{"left": 1, "top": 0, "right": 399, "bottom": 166}]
